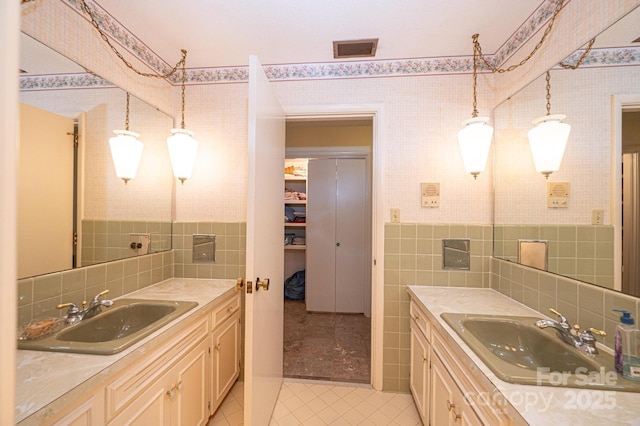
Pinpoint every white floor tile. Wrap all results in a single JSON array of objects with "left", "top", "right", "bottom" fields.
[{"left": 210, "top": 379, "right": 421, "bottom": 426}]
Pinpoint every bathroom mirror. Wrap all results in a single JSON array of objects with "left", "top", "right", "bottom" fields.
[
  {"left": 493, "top": 7, "right": 640, "bottom": 296},
  {"left": 18, "top": 33, "right": 174, "bottom": 279}
]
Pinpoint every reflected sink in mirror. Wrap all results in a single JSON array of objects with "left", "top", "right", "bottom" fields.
[
  {"left": 441, "top": 313, "right": 640, "bottom": 392},
  {"left": 18, "top": 299, "right": 198, "bottom": 355}
]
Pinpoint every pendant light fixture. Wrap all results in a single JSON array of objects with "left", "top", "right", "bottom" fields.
[
  {"left": 109, "top": 92, "right": 143, "bottom": 184},
  {"left": 167, "top": 49, "right": 198, "bottom": 184},
  {"left": 457, "top": 34, "right": 493, "bottom": 180},
  {"left": 527, "top": 71, "right": 570, "bottom": 179}
]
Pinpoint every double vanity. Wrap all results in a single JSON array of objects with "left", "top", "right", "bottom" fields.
[
  {"left": 408, "top": 286, "right": 640, "bottom": 425},
  {"left": 16, "top": 278, "right": 240, "bottom": 425}
]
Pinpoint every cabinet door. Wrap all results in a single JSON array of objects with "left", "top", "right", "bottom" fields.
[
  {"left": 172, "top": 337, "right": 210, "bottom": 426},
  {"left": 431, "top": 352, "right": 482, "bottom": 426},
  {"left": 410, "top": 326, "right": 429, "bottom": 422},
  {"left": 108, "top": 372, "right": 172, "bottom": 426},
  {"left": 48, "top": 393, "right": 103, "bottom": 426},
  {"left": 212, "top": 315, "right": 241, "bottom": 413}
]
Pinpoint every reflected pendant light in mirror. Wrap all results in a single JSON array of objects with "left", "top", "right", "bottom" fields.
[
  {"left": 527, "top": 71, "right": 570, "bottom": 179},
  {"left": 109, "top": 93, "right": 143, "bottom": 184}
]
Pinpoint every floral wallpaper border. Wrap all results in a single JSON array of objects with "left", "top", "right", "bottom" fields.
[{"left": 25, "top": 0, "right": 635, "bottom": 89}]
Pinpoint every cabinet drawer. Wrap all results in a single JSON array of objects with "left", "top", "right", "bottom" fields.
[
  {"left": 410, "top": 300, "right": 430, "bottom": 342},
  {"left": 212, "top": 293, "right": 240, "bottom": 329},
  {"left": 104, "top": 314, "right": 209, "bottom": 422}
]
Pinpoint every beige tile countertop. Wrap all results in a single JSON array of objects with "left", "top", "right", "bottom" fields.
[
  {"left": 407, "top": 286, "right": 640, "bottom": 426},
  {"left": 16, "top": 278, "right": 237, "bottom": 425}
]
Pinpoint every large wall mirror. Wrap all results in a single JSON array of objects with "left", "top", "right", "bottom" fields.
[
  {"left": 18, "top": 33, "right": 174, "bottom": 279},
  {"left": 493, "top": 6, "right": 640, "bottom": 296}
]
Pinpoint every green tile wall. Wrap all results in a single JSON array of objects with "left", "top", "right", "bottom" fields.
[
  {"left": 494, "top": 224, "right": 614, "bottom": 289},
  {"left": 383, "top": 222, "right": 493, "bottom": 392},
  {"left": 172, "top": 221, "right": 246, "bottom": 280},
  {"left": 17, "top": 250, "right": 173, "bottom": 325},
  {"left": 81, "top": 219, "right": 172, "bottom": 266}
]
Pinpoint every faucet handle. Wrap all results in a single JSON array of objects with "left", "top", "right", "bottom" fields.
[
  {"left": 56, "top": 302, "right": 79, "bottom": 313},
  {"left": 90, "top": 289, "right": 110, "bottom": 303},
  {"left": 587, "top": 327, "right": 606, "bottom": 337},
  {"left": 548, "top": 308, "right": 570, "bottom": 327}
]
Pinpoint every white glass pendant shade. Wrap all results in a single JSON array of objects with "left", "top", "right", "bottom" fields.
[
  {"left": 527, "top": 114, "right": 570, "bottom": 178},
  {"left": 109, "top": 130, "right": 143, "bottom": 184},
  {"left": 167, "top": 128, "right": 198, "bottom": 184},
  {"left": 457, "top": 117, "right": 494, "bottom": 179}
]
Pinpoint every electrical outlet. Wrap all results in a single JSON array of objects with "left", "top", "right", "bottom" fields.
[
  {"left": 592, "top": 209, "right": 604, "bottom": 225},
  {"left": 390, "top": 208, "right": 401, "bottom": 223}
]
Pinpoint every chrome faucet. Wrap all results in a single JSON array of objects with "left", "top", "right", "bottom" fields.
[
  {"left": 57, "top": 289, "right": 113, "bottom": 324},
  {"left": 536, "top": 308, "right": 606, "bottom": 355}
]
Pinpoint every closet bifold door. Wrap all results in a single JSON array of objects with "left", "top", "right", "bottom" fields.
[
  {"left": 335, "top": 158, "right": 366, "bottom": 313},
  {"left": 306, "top": 158, "right": 337, "bottom": 312},
  {"left": 306, "top": 158, "right": 366, "bottom": 313}
]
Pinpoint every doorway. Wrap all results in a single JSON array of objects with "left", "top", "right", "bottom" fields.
[
  {"left": 283, "top": 118, "right": 373, "bottom": 384},
  {"left": 622, "top": 110, "right": 640, "bottom": 296}
]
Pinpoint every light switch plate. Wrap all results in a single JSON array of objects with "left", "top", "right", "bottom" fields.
[{"left": 390, "top": 208, "right": 401, "bottom": 223}]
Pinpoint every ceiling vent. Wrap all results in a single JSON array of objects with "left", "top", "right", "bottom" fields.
[{"left": 333, "top": 38, "right": 378, "bottom": 59}]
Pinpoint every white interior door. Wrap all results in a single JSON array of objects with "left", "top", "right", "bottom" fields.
[{"left": 244, "top": 55, "right": 285, "bottom": 425}]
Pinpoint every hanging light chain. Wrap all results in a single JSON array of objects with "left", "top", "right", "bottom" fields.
[
  {"left": 125, "top": 92, "right": 130, "bottom": 131},
  {"left": 180, "top": 50, "right": 187, "bottom": 129},
  {"left": 471, "top": 34, "right": 480, "bottom": 118},
  {"left": 558, "top": 37, "right": 596, "bottom": 69},
  {"left": 545, "top": 71, "right": 552, "bottom": 115},
  {"left": 78, "top": 0, "right": 186, "bottom": 80},
  {"left": 474, "top": 0, "right": 565, "bottom": 74}
]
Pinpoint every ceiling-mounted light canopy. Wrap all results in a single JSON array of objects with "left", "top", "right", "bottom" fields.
[
  {"left": 458, "top": 34, "right": 493, "bottom": 179},
  {"left": 109, "top": 93, "right": 143, "bottom": 184},
  {"left": 528, "top": 114, "right": 570, "bottom": 179},
  {"left": 167, "top": 49, "right": 198, "bottom": 184},
  {"left": 458, "top": 117, "right": 494, "bottom": 179},
  {"left": 527, "top": 71, "right": 570, "bottom": 179}
]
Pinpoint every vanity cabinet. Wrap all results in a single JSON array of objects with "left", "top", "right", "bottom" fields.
[
  {"left": 210, "top": 293, "right": 241, "bottom": 414},
  {"left": 409, "top": 299, "right": 510, "bottom": 426},
  {"left": 40, "top": 290, "right": 241, "bottom": 426}
]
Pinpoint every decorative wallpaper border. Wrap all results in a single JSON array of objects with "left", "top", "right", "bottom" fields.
[
  {"left": 37, "top": 0, "right": 635, "bottom": 88},
  {"left": 20, "top": 73, "right": 115, "bottom": 90},
  {"left": 60, "top": 0, "right": 559, "bottom": 83},
  {"left": 558, "top": 46, "right": 640, "bottom": 68}
]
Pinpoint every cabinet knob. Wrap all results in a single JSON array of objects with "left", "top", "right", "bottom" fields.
[
  {"left": 167, "top": 387, "right": 176, "bottom": 398},
  {"left": 336, "top": 242, "right": 340, "bottom": 247},
  {"left": 447, "top": 400, "right": 456, "bottom": 411}
]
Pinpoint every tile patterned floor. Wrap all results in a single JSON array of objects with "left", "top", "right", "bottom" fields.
[
  {"left": 283, "top": 299, "right": 371, "bottom": 383},
  {"left": 207, "top": 380, "right": 422, "bottom": 426}
]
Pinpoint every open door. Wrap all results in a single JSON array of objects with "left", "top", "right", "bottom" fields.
[{"left": 244, "top": 55, "right": 286, "bottom": 425}]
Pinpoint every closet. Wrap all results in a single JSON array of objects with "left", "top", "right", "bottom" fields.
[{"left": 306, "top": 158, "right": 366, "bottom": 313}]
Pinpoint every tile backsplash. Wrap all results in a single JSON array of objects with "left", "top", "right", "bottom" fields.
[
  {"left": 491, "top": 257, "right": 640, "bottom": 351},
  {"left": 17, "top": 250, "right": 173, "bottom": 325}
]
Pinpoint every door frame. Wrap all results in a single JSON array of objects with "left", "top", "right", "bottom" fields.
[
  {"left": 283, "top": 104, "right": 385, "bottom": 391},
  {"left": 613, "top": 94, "right": 640, "bottom": 291}
]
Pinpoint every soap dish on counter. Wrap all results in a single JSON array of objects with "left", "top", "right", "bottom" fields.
[{"left": 18, "top": 318, "right": 64, "bottom": 341}]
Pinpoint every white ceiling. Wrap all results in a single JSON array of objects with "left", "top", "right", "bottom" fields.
[{"left": 93, "top": 0, "right": 544, "bottom": 69}]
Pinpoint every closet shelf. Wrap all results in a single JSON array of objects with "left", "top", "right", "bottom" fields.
[
  {"left": 284, "top": 245, "right": 306, "bottom": 251},
  {"left": 284, "top": 222, "right": 306, "bottom": 228},
  {"left": 284, "top": 200, "right": 306, "bottom": 205}
]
